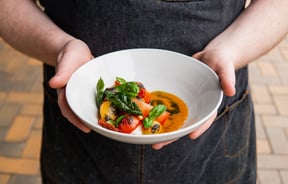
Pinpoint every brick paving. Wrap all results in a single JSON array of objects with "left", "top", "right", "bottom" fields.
[
  {"left": 0, "top": 34, "right": 288, "bottom": 183},
  {"left": 0, "top": 37, "right": 42, "bottom": 184},
  {"left": 250, "top": 35, "right": 288, "bottom": 184}
]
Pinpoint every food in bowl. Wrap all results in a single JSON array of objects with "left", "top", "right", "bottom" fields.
[{"left": 96, "top": 77, "right": 188, "bottom": 135}]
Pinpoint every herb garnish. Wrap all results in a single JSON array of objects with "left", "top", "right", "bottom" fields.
[
  {"left": 143, "top": 105, "right": 166, "bottom": 128},
  {"left": 96, "top": 77, "right": 141, "bottom": 115},
  {"left": 96, "top": 77, "right": 105, "bottom": 108}
]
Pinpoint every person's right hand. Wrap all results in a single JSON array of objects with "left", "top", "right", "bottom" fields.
[
  {"left": 49, "top": 39, "right": 94, "bottom": 133},
  {"left": 152, "top": 45, "right": 236, "bottom": 150}
]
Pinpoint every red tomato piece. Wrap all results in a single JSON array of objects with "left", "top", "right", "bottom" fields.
[
  {"left": 132, "top": 98, "right": 170, "bottom": 125},
  {"left": 98, "top": 118, "right": 119, "bottom": 132},
  {"left": 132, "top": 98, "right": 151, "bottom": 117},
  {"left": 118, "top": 115, "right": 141, "bottom": 133},
  {"left": 155, "top": 111, "right": 170, "bottom": 125},
  {"left": 114, "top": 81, "right": 121, "bottom": 86},
  {"left": 137, "top": 87, "right": 151, "bottom": 103}
]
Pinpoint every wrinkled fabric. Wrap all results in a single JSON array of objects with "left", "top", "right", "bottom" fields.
[{"left": 39, "top": 0, "right": 256, "bottom": 183}]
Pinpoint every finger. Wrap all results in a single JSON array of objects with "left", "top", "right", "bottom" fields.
[
  {"left": 57, "top": 88, "right": 91, "bottom": 133},
  {"left": 217, "top": 64, "right": 236, "bottom": 97},
  {"left": 188, "top": 112, "right": 217, "bottom": 140},
  {"left": 49, "top": 51, "right": 81, "bottom": 89},
  {"left": 152, "top": 139, "right": 177, "bottom": 150},
  {"left": 49, "top": 40, "right": 93, "bottom": 89},
  {"left": 192, "top": 51, "right": 204, "bottom": 60},
  {"left": 192, "top": 51, "right": 236, "bottom": 97}
]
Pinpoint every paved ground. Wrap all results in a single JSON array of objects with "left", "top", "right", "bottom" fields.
[
  {"left": 0, "top": 34, "right": 287, "bottom": 184},
  {"left": 250, "top": 35, "right": 288, "bottom": 184}
]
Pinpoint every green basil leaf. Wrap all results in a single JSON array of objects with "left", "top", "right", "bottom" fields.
[
  {"left": 115, "top": 82, "right": 139, "bottom": 97},
  {"left": 143, "top": 105, "right": 167, "bottom": 128},
  {"left": 96, "top": 77, "right": 105, "bottom": 92},
  {"left": 148, "top": 105, "right": 166, "bottom": 119},
  {"left": 116, "top": 77, "right": 126, "bottom": 84},
  {"left": 96, "top": 78, "right": 105, "bottom": 108},
  {"left": 107, "top": 120, "right": 116, "bottom": 126},
  {"left": 106, "top": 92, "right": 142, "bottom": 115},
  {"left": 143, "top": 117, "right": 153, "bottom": 129},
  {"left": 115, "top": 115, "right": 125, "bottom": 126}
]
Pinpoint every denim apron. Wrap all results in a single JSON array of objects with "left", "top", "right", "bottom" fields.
[{"left": 39, "top": 0, "right": 256, "bottom": 183}]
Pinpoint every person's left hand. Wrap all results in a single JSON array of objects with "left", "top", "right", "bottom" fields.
[{"left": 152, "top": 47, "right": 236, "bottom": 150}]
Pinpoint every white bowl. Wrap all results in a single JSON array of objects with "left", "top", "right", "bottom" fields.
[{"left": 66, "top": 48, "right": 223, "bottom": 144}]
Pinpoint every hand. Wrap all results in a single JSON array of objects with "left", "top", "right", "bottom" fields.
[
  {"left": 49, "top": 39, "right": 94, "bottom": 133},
  {"left": 152, "top": 47, "right": 236, "bottom": 150}
]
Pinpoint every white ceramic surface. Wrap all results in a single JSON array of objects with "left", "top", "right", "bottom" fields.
[{"left": 66, "top": 48, "right": 223, "bottom": 144}]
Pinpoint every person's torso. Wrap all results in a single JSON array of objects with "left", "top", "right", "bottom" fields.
[{"left": 39, "top": 0, "right": 245, "bottom": 56}]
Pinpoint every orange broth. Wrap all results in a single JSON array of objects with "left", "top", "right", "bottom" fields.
[{"left": 150, "top": 91, "right": 188, "bottom": 133}]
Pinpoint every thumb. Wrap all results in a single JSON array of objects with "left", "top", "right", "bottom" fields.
[
  {"left": 49, "top": 39, "right": 93, "bottom": 89},
  {"left": 192, "top": 51, "right": 236, "bottom": 97},
  {"left": 49, "top": 51, "right": 74, "bottom": 89},
  {"left": 217, "top": 64, "right": 236, "bottom": 97},
  {"left": 192, "top": 51, "right": 203, "bottom": 60}
]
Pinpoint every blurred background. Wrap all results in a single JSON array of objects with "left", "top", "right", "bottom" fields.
[{"left": 0, "top": 35, "right": 287, "bottom": 184}]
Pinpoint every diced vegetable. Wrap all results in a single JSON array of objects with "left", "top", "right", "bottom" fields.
[
  {"left": 98, "top": 118, "right": 119, "bottom": 132},
  {"left": 99, "top": 101, "right": 117, "bottom": 121},
  {"left": 142, "top": 121, "right": 162, "bottom": 134},
  {"left": 143, "top": 105, "right": 166, "bottom": 128},
  {"left": 132, "top": 98, "right": 170, "bottom": 124},
  {"left": 155, "top": 111, "right": 170, "bottom": 125},
  {"left": 137, "top": 86, "right": 151, "bottom": 103},
  {"left": 118, "top": 115, "right": 141, "bottom": 133}
]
